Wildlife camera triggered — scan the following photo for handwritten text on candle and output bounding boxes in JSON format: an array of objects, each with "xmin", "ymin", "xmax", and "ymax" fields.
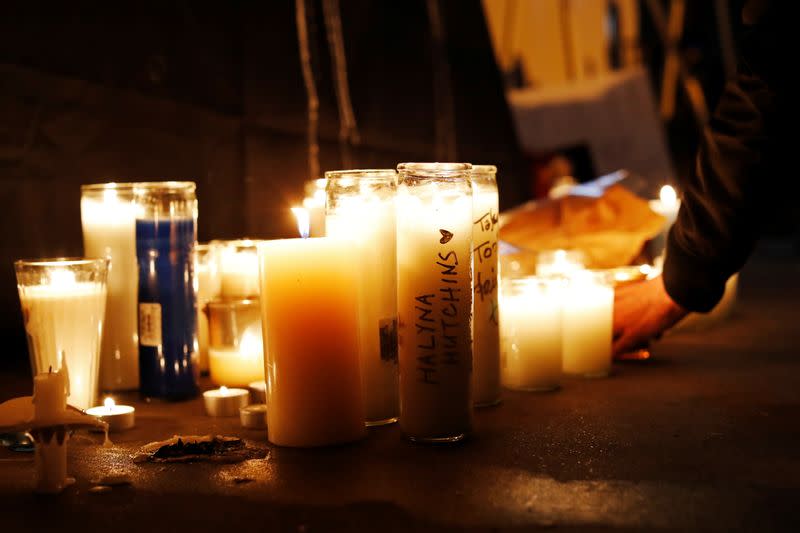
[{"xmin": 473, "ymin": 210, "xmax": 499, "ymax": 325}]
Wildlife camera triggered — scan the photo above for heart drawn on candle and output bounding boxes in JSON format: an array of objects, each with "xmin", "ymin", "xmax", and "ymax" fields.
[{"xmin": 439, "ymin": 229, "xmax": 453, "ymax": 244}]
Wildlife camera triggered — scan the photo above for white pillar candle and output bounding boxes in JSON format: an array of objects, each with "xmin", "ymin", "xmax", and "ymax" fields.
[
  {"xmin": 303, "ymin": 178, "xmax": 328, "ymax": 238},
  {"xmin": 86, "ymin": 397, "xmax": 136, "ymax": 431},
  {"xmin": 471, "ymin": 165, "xmax": 501, "ymax": 407},
  {"xmin": 500, "ymin": 277, "xmax": 563, "ymax": 391},
  {"xmin": 257, "ymin": 210, "xmax": 364, "ymax": 447},
  {"xmin": 32, "ymin": 368, "xmax": 68, "ymax": 424},
  {"xmin": 325, "ymin": 169, "xmax": 399, "ymax": 426},
  {"xmin": 208, "ymin": 324, "xmax": 264, "ymax": 387},
  {"xmin": 18, "ymin": 268, "xmax": 107, "ymax": 410},
  {"xmin": 34, "ymin": 431, "xmax": 71, "ymax": 494},
  {"xmin": 81, "ymin": 184, "xmax": 140, "ymax": 391},
  {"xmin": 562, "ymin": 273, "xmax": 614, "ymax": 377},
  {"xmin": 218, "ymin": 240, "xmax": 260, "ymax": 299},
  {"xmin": 396, "ymin": 163, "xmax": 474, "ymax": 443},
  {"xmin": 203, "ymin": 386, "xmax": 250, "ymax": 417}
]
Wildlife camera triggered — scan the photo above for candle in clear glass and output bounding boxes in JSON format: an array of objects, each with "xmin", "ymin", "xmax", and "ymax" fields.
[
  {"xmin": 396, "ymin": 162, "xmax": 474, "ymax": 443},
  {"xmin": 257, "ymin": 209, "xmax": 364, "ymax": 447},
  {"xmin": 561, "ymin": 272, "xmax": 614, "ymax": 377},
  {"xmin": 303, "ymin": 178, "xmax": 327, "ymax": 237},
  {"xmin": 471, "ymin": 165, "xmax": 501, "ymax": 407},
  {"xmin": 648, "ymin": 185, "xmax": 681, "ymax": 259},
  {"xmin": 196, "ymin": 243, "xmax": 222, "ymax": 373},
  {"xmin": 15, "ymin": 258, "xmax": 109, "ymax": 409},
  {"xmin": 135, "ymin": 182, "xmax": 199, "ymax": 400},
  {"xmin": 81, "ymin": 183, "xmax": 140, "ymax": 392},
  {"xmin": 536, "ymin": 249, "xmax": 586, "ymax": 277},
  {"xmin": 325, "ymin": 169, "xmax": 399, "ymax": 426},
  {"xmin": 206, "ymin": 298, "xmax": 264, "ymax": 387},
  {"xmin": 500, "ymin": 276, "xmax": 563, "ymax": 392},
  {"xmin": 215, "ymin": 239, "xmax": 260, "ymax": 299}
]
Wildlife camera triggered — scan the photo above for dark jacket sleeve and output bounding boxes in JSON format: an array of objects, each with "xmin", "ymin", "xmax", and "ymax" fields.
[{"xmin": 663, "ymin": 0, "xmax": 782, "ymax": 312}]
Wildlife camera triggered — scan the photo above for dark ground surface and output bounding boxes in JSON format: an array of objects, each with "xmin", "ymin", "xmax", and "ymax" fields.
[{"xmin": 1, "ymin": 243, "xmax": 799, "ymax": 532}]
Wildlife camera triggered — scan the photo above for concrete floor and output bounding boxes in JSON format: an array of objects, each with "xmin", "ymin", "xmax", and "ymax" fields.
[{"xmin": 1, "ymin": 246, "xmax": 799, "ymax": 531}]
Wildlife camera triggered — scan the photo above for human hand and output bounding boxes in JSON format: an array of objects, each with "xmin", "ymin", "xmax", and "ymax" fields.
[{"xmin": 613, "ymin": 275, "xmax": 688, "ymax": 356}]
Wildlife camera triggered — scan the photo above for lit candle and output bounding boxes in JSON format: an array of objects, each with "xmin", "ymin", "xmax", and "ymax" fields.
[
  {"xmin": 648, "ymin": 185, "xmax": 681, "ymax": 258},
  {"xmin": 86, "ymin": 397, "xmax": 136, "ymax": 431},
  {"xmin": 17, "ymin": 263, "xmax": 107, "ymax": 410},
  {"xmin": 196, "ymin": 243, "xmax": 221, "ymax": 373},
  {"xmin": 32, "ymin": 367, "xmax": 68, "ymax": 424},
  {"xmin": 536, "ymin": 249, "xmax": 586, "ymax": 277},
  {"xmin": 396, "ymin": 163, "xmax": 474, "ymax": 443},
  {"xmin": 81, "ymin": 183, "xmax": 141, "ymax": 391},
  {"xmin": 208, "ymin": 324, "xmax": 264, "ymax": 387},
  {"xmin": 203, "ymin": 386, "xmax": 249, "ymax": 417},
  {"xmin": 500, "ymin": 277, "xmax": 563, "ymax": 391},
  {"xmin": 561, "ymin": 273, "xmax": 614, "ymax": 377},
  {"xmin": 303, "ymin": 178, "xmax": 327, "ymax": 237},
  {"xmin": 217, "ymin": 240, "xmax": 260, "ymax": 299},
  {"xmin": 471, "ymin": 165, "xmax": 501, "ymax": 407},
  {"xmin": 257, "ymin": 207, "xmax": 364, "ymax": 447},
  {"xmin": 325, "ymin": 170, "xmax": 399, "ymax": 426}
]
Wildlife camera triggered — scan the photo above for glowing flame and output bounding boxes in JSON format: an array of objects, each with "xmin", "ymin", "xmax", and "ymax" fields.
[
  {"xmin": 102, "ymin": 185, "xmax": 119, "ymax": 204},
  {"xmin": 315, "ymin": 178, "xmax": 326, "ymax": 190},
  {"xmin": 219, "ymin": 385, "xmax": 229, "ymax": 395},
  {"xmin": 50, "ymin": 269, "xmax": 77, "ymax": 287},
  {"xmin": 104, "ymin": 397, "xmax": 116, "ymax": 410},
  {"xmin": 239, "ymin": 325, "xmax": 264, "ymax": 359},
  {"xmin": 659, "ymin": 185, "xmax": 677, "ymax": 208},
  {"xmin": 291, "ymin": 207, "xmax": 310, "ymax": 239}
]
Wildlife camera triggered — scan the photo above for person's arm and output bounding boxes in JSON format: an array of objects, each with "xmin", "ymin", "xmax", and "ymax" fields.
[{"xmin": 663, "ymin": 0, "xmax": 780, "ymax": 312}]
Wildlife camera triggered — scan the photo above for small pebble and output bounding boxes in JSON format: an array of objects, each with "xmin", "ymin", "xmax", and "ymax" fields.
[{"xmin": 89, "ymin": 485, "xmax": 112, "ymax": 494}]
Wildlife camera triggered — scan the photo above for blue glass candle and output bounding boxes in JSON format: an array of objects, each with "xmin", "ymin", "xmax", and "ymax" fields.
[{"xmin": 135, "ymin": 182, "xmax": 199, "ymax": 399}]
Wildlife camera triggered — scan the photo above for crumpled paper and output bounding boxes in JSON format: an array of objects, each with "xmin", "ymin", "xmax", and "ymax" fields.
[{"xmin": 499, "ymin": 184, "xmax": 665, "ymax": 269}]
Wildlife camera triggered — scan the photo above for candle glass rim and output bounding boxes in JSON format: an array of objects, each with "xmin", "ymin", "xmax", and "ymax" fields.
[
  {"xmin": 471, "ymin": 164, "xmax": 497, "ymax": 174},
  {"xmin": 324, "ymin": 169, "xmax": 397, "ymax": 180},
  {"xmin": 81, "ymin": 181, "xmax": 197, "ymax": 193},
  {"xmin": 209, "ymin": 238, "xmax": 263, "ymax": 249},
  {"xmin": 206, "ymin": 297, "xmax": 260, "ymax": 311},
  {"xmin": 397, "ymin": 162, "xmax": 472, "ymax": 179},
  {"xmin": 14, "ymin": 257, "xmax": 110, "ymax": 269}
]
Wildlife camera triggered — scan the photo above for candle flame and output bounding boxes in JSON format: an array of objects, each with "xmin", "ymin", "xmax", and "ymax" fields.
[
  {"xmin": 219, "ymin": 385, "xmax": 229, "ymax": 395},
  {"xmin": 50, "ymin": 269, "xmax": 77, "ymax": 287},
  {"xmin": 315, "ymin": 178, "xmax": 326, "ymax": 190},
  {"xmin": 659, "ymin": 185, "xmax": 677, "ymax": 207},
  {"xmin": 239, "ymin": 325, "xmax": 264, "ymax": 359},
  {"xmin": 291, "ymin": 207, "xmax": 310, "ymax": 239},
  {"xmin": 104, "ymin": 397, "xmax": 115, "ymax": 409}
]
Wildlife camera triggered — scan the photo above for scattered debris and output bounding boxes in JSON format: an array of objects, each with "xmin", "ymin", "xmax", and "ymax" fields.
[
  {"xmin": 91, "ymin": 474, "xmax": 132, "ymax": 486},
  {"xmin": 133, "ymin": 435, "xmax": 264, "ymax": 463}
]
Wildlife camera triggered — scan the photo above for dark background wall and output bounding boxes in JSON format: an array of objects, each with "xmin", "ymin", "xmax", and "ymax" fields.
[{"xmin": 0, "ymin": 1, "xmax": 527, "ymax": 369}]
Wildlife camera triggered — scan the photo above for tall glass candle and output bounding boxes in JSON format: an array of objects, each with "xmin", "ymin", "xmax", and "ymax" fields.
[
  {"xmin": 215, "ymin": 239, "xmax": 260, "ymax": 299},
  {"xmin": 471, "ymin": 165, "xmax": 501, "ymax": 407},
  {"xmin": 81, "ymin": 183, "xmax": 140, "ymax": 391},
  {"xmin": 206, "ymin": 298, "xmax": 264, "ymax": 387},
  {"xmin": 562, "ymin": 272, "xmax": 614, "ymax": 377},
  {"xmin": 396, "ymin": 162, "xmax": 474, "ymax": 443},
  {"xmin": 257, "ymin": 210, "xmax": 365, "ymax": 447},
  {"xmin": 15, "ymin": 258, "xmax": 109, "ymax": 409},
  {"xmin": 196, "ymin": 243, "xmax": 221, "ymax": 373},
  {"xmin": 500, "ymin": 276, "xmax": 563, "ymax": 392},
  {"xmin": 325, "ymin": 169, "xmax": 399, "ymax": 426},
  {"xmin": 135, "ymin": 182, "xmax": 199, "ymax": 399}
]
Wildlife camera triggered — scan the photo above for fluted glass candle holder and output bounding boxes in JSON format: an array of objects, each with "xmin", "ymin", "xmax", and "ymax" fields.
[{"xmin": 206, "ymin": 298, "xmax": 264, "ymax": 387}]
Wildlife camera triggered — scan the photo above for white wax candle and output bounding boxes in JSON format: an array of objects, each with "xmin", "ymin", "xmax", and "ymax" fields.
[
  {"xmin": 21, "ymin": 279, "xmax": 107, "ymax": 409},
  {"xmin": 219, "ymin": 246, "xmax": 260, "ymax": 299},
  {"xmin": 326, "ymin": 187, "xmax": 399, "ymax": 426},
  {"xmin": 81, "ymin": 187, "xmax": 140, "ymax": 391},
  {"xmin": 34, "ymin": 432, "xmax": 71, "ymax": 494},
  {"xmin": 562, "ymin": 274, "xmax": 614, "ymax": 377},
  {"xmin": 86, "ymin": 397, "xmax": 136, "ymax": 431},
  {"xmin": 203, "ymin": 386, "xmax": 249, "ymax": 417},
  {"xmin": 208, "ymin": 325, "xmax": 265, "ymax": 387},
  {"xmin": 258, "ymin": 232, "xmax": 365, "ymax": 447},
  {"xmin": 500, "ymin": 279, "xmax": 563, "ymax": 391},
  {"xmin": 471, "ymin": 177, "xmax": 501, "ymax": 406},
  {"xmin": 396, "ymin": 171, "xmax": 474, "ymax": 443},
  {"xmin": 33, "ymin": 369, "xmax": 67, "ymax": 423},
  {"xmin": 303, "ymin": 187, "xmax": 327, "ymax": 238},
  {"xmin": 648, "ymin": 185, "xmax": 681, "ymax": 258}
]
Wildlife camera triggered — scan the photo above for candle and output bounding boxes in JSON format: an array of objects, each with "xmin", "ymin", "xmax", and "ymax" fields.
[
  {"xmin": 396, "ymin": 162, "xmax": 474, "ymax": 443},
  {"xmin": 303, "ymin": 178, "xmax": 327, "ymax": 237},
  {"xmin": 257, "ymin": 208, "xmax": 364, "ymax": 447},
  {"xmin": 471, "ymin": 165, "xmax": 501, "ymax": 407},
  {"xmin": 135, "ymin": 182, "xmax": 199, "ymax": 400},
  {"xmin": 31, "ymin": 368, "xmax": 71, "ymax": 494},
  {"xmin": 208, "ymin": 323, "xmax": 264, "ymax": 387},
  {"xmin": 217, "ymin": 240, "xmax": 260, "ymax": 299},
  {"xmin": 325, "ymin": 169, "xmax": 399, "ymax": 426},
  {"xmin": 648, "ymin": 185, "xmax": 681, "ymax": 258},
  {"xmin": 203, "ymin": 386, "xmax": 249, "ymax": 417},
  {"xmin": 86, "ymin": 397, "xmax": 135, "ymax": 431},
  {"xmin": 196, "ymin": 243, "xmax": 221, "ymax": 373},
  {"xmin": 81, "ymin": 184, "xmax": 141, "ymax": 391},
  {"xmin": 240, "ymin": 403, "xmax": 267, "ymax": 429},
  {"xmin": 249, "ymin": 380, "xmax": 266, "ymax": 403},
  {"xmin": 536, "ymin": 249, "xmax": 586, "ymax": 277},
  {"xmin": 562, "ymin": 273, "xmax": 614, "ymax": 377},
  {"xmin": 16, "ymin": 260, "xmax": 108, "ymax": 410},
  {"xmin": 32, "ymin": 368, "xmax": 68, "ymax": 424},
  {"xmin": 500, "ymin": 277, "xmax": 563, "ymax": 391}
]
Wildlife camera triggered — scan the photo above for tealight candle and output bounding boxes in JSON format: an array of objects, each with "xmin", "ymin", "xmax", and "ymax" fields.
[
  {"xmin": 240, "ymin": 403, "xmax": 268, "ymax": 429},
  {"xmin": 203, "ymin": 386, "xmax": 249, "ymax": 417},
  {"xmin": 86, "ymin": 397, "xmax": 136, "ymax": 431},
  {"xmin": 249, "ymin": 380, "xmax": 266, "ymax": 403}
]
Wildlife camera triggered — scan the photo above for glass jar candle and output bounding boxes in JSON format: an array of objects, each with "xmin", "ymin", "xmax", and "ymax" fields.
[
  {"xmin": 196, "ymin": 243, "xmax": 222, "ymax": 373},
  {"xmin": 325, "ymin": 169, "xmax": 399, "ymax": 426},
  {"xmin": 396, "ymin": 162, "xmax": 474, "ymax": 443},
  {"xmin": 561, "ymin": 271, "xmax": 614, "ymax": 378},
  {"xmin": 135, "ymin": 182, "xmax": 199, "ymax": 399},
  {"xmin": 205, "ymin": 298, "xmax": 264, "ymax": 387},
  {"xmin": 80, "ymin": 183, "xmax": 140, "ymax": 392},
  {"xmin": 214, "ymin": 239, "xmax": 260, "ymax": 300},
  {"xmin": 15, "ymin": 258, "xmax": 109, "ymax": 409},
  {"xmin": 471, "ymin": 165, "xmax": 501, "ymax": 407}
]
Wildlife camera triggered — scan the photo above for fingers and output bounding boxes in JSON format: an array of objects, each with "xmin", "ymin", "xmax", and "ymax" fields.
[{"xmin": 613, "ymin": 329, "xmax": 644, "ymax": 357}]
